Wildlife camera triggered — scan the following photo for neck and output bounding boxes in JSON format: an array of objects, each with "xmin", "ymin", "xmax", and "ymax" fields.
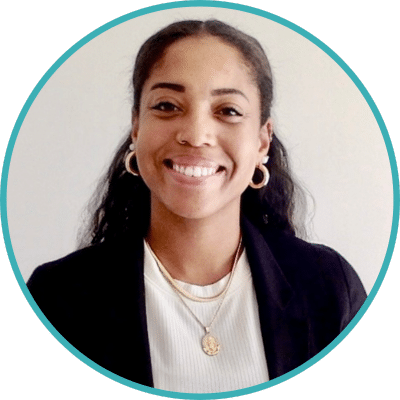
[{"xmin": 146, "ymin": 201, "xmax": 242, "ymax": 286}]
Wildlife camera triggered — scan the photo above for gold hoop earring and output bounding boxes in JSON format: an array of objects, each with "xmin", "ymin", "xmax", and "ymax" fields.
[
  {"xmin": 125, "ymin": 149, "xmax": 140, "ymax": 176},
  {"xmin": 249, "ymin": 164, "xmax": 269, "ymax": 189}
]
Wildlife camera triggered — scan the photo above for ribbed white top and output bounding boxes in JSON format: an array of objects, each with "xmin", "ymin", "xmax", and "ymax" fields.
[{"xmin": 144, "ymin": 242, "xmax": 269, "ymax": 393}]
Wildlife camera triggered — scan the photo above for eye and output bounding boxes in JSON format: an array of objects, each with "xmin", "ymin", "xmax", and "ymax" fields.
[
  {"xmin": 152, "ymin": 101, "xmax": 180, "ymax": 112},
  {"xmin": 219, "ymin": 107, "xmax": 243, "ymax": 117},
  {"xmin": 215, "ymin": 106, "xmax": 244, "ymax": 121}
]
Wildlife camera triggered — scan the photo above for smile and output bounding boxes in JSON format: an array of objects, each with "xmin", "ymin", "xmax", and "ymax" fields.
[
  {"xmin": 173, "ymin": 163, "xmax": 218, "ymax": 177},
  {"xmin": 164, "ymin": 159, "xmax": 225, "ymax": 178}
]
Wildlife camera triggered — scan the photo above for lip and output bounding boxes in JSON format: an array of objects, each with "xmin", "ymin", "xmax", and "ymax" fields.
[{"xmin": 166, "ymin": 155, "xmax": 222, "ymax": 169}]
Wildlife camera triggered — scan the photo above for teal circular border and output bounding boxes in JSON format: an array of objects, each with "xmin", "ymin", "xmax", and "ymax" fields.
[{"xmin": 1, "ymin": 1, "xmax": 399, "ymax": 399}]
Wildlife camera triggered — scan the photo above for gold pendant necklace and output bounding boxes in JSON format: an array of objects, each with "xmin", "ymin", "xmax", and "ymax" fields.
[
  {"xmin": 146, "ymin": 237, "xmax": 242, "ymax": 356},
  {"xmin": 202, "ymin": 328, "xmax": 220, "ymax": 356}
]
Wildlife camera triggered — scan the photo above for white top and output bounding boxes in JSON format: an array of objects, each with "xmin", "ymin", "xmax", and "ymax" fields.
[{"xmin": 144, "ymin": 242, "xmax": 269, "ymax": 393}]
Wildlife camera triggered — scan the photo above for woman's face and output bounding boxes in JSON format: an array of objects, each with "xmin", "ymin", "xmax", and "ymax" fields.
[{"xmin": 133, "ymin": 35, "xmax": 272, "ymax": 221}]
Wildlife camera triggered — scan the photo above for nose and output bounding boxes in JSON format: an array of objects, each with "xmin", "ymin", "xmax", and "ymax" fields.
[{"xmin": 176, "ymin": 110, "xmax": 217, "ymax": 147}]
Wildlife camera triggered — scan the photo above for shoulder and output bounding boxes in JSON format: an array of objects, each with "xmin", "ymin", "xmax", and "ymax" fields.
[
  {"xmin": 28, "ymin": 235, "xmax": 144, "ymax": 289},
  {"xmin": 262, "ymin": 227, "xmax": 367, "ymax": 320},
  {"xmin": 27, "ymin": 244, "xmax": 110, "ymax": 291},
  {"xmin": 243, "ymin": 217, "xmax": 355, "ymax": 278},
  {"xmin": 266, "ymin": 228, "xmax": 360, "ymax": 284},
  {"xmin": 27, "ymin": 236, "xmax": 145, "ymax": 304},
  {"xmin": 267, "ymin": 229, "xmax": 348, "ymax": 271}
]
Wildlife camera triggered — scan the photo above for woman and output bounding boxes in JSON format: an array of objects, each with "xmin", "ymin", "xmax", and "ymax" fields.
[{"xmin": 27, "ymin": 20, "xmax": 367, "ymax": 393}]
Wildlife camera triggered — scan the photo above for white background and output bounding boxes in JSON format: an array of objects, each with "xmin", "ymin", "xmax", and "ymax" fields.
[{"xmin": 4, "ymin": 1, "xmax": 393, "ymax": 295}]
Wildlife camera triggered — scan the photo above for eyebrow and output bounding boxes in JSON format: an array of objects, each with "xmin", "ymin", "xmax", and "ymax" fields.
[
  {"xmin": 150, "ymin": 82, "xmax": 185, "ymax": 92},
  {"xmin": 150, "ymin": 83, "xmax": 249, "ymax": 102},
  {"xmin": 211, "ymin": 88, "xmax": 249, "ymax": 102}
]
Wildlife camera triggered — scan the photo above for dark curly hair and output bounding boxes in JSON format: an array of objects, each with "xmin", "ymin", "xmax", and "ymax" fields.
[{"xmin": 79, "ymin": 20, "xmax": 308, "ymax": 247}]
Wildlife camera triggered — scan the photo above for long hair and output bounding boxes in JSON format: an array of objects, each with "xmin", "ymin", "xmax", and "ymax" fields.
[{"xmin": 79, "ymin": 20, "xmax": 309, "ymax": 247}]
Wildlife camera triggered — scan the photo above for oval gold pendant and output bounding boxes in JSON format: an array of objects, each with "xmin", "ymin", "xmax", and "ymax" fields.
[{"xmin": 202, "ymin": 333, "xmax": 220, "ymax": 356}]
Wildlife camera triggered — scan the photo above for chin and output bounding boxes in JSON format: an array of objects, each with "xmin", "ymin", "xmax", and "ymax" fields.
[
  {"xmin": 166, "ymin": 203, "xmax": 218, "ymax": 221},
  {"xmin": 163, "ymin": 194, "xmax": 242, "ymax": 222}
]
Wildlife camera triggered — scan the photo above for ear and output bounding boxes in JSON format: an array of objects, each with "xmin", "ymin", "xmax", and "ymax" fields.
[
  {"xmin": 257, "ymin": 117, "xmax": 273, "ymax": 163},
  {"xmin": 131, "ymin": 116, "xmax": 139, "ymax": 144}
]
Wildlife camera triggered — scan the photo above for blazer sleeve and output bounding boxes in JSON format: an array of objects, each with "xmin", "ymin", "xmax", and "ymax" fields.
[
  {"xmin": 28, "ymin": 264, "xmax": 60, "ymax": 317},
  {"xmin": 337, "ymin": 250, "xmax": 367, "ymax": 326},
  {"xmin": 27, "ymin": 262, "xmax": 82, "ymax": 343},
  {"xmin": 314, "ymin": 244, "xmax": 367, "ymax": 329}
]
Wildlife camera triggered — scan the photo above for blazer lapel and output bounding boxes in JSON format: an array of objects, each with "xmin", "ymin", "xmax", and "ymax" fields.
[
  {"xmin": 242, "ymin": 218, "xmax": 310, "ymax": 379},
  {"xmin": 106, "ymin": 235, "xmax": 153, "ymax": 387}
]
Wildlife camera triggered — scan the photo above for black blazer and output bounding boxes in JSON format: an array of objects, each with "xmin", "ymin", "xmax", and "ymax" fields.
[{"xmin": 27, "ymin": 217, "xmax": 366, "ymax": 388}]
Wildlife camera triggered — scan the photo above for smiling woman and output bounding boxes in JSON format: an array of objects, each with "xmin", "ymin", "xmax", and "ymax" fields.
[{"xmin": 26, "ymin": 20, "xmax": 367, "ymax": 394}]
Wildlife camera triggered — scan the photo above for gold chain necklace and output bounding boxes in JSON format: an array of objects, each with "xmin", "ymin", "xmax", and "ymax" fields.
[{"xmin": 145, "ymin": 237, "xmax": 242, "ymax": 356}]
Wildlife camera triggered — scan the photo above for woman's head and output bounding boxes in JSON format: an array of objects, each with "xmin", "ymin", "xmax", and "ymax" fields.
[
  {"xmin": 80, "ymin": 20, "xmax": 306, "ymax": 246},
  {"xmin": 131, "ymin": 33, "xmax": 272, "ymax": 221}
]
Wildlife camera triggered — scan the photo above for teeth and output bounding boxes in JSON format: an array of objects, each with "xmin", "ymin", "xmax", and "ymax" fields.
[
  {"xmin": 184, "ymin": 166, "xmax": 193, "ymax": 176},
  {"xmin": 193, "ymin": 167, "xmax": 202, "ymax": 177},
  {"xmin": 171, "ymin": 162, "xmax": 219, "ymax": 177}
]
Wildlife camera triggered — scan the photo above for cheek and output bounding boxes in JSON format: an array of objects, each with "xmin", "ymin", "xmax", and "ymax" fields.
[
  {"xmin": 134, "ymin": 128, "xmax": 155, "ymax": 171},
  {"xmin": 227, "ymin": 134, "xmax": 260, "ymax": 170},
  {"xmin": 134, "ymin": 125, "xmax": 171, "ymax": 173},
  {"xmin": 136, "ymin": 116, "xmax": 175, "ymax": 145}
]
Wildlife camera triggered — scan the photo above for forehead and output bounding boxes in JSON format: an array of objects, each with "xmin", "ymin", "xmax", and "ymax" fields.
[{"xmin": 146, "ymin": 35, "xmax": 256, "ymax": 89}]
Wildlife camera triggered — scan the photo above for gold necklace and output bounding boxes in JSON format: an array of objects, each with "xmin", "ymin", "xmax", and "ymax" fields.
[{"xmin": 145, "ymin": 237, "xmax": 242, "ymax": 356}]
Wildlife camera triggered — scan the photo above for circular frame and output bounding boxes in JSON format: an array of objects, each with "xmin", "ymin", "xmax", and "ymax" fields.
[{"xmin": 1, "ymin": 1, "xmax": 399, "ymax": 399}]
